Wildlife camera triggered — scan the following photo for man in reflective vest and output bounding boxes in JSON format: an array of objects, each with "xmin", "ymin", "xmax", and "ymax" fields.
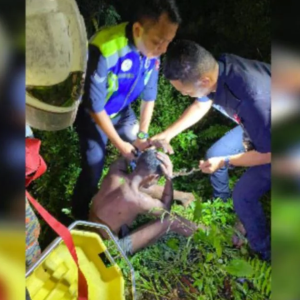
[
  {"xmin": 153, "ymin": 40, "xmax": 271, "ymax": 261},
  {"xmin": 72, "ymin": 0, "xmax": 181, "ymax": 220}
]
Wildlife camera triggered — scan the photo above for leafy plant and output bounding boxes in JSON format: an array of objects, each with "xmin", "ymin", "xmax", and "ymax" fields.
[{"xmin": 225, "ymin": 259, "xmax": 254, "ymax": 277}]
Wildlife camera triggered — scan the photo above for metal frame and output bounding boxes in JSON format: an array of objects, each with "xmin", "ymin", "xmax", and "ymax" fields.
[{"xmin": 26, "ymin": 221, "xmax": 136, "ymax": 300}]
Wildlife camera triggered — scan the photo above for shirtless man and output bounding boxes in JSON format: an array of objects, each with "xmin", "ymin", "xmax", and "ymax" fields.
[{"xmin": 89, "ymin": 149, "xmax": 199, "ymax": 255}]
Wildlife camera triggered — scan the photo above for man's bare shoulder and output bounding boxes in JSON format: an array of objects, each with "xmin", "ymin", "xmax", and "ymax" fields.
[
  {"xmin": 99, "ymin": 169, "xmax": 129, "ymax": 194},
  {"xmin": 98, "ymin": 158, "xmax": 129, "ymax": 186},
  {"xmin": 108, "ymin": 157, "xmax": 128, "ymax": 175}
]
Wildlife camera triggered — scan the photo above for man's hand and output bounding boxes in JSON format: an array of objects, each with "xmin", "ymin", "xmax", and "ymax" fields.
[
  {"xmin": 151, "ymin": 132, "xmax": 171, "ymax": 144},
  {"xmin": 151, "ymin": 139, "xmax": 174, "ymax": 154},
  {"xmin": 133, "ymin": 138, "xmax": 174, "ymax": 154},
  {"xmin": 133, "ymin": 139, "xmax": 150, "ymax": 151},
  {"xmin": 157, "ymin": 152, "xmax": 173, "ymax": 179},
  {"xmin": 151, "ymin": 101, "xmax": 212, "ymax": 145},
  {"xmin": 117, "ymin": 141, "xmax": 137, "ymax": 161},
  {"xmin": 199, "ymin": 157, "xmax": 225, "ymax": 174}
]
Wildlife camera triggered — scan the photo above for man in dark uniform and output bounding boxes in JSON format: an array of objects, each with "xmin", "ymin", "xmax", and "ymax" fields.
[
  {"xmin": 72, "ymin": 0, "xmax": 181, "ymax": 220},
  {"xmin": 152, "ymin": 40, "xmax": 271, "ymax": 261}
]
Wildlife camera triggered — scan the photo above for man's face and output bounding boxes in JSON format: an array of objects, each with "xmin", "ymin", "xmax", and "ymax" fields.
[
  {"xmin": 170, "ymin": 79, "xmax": 213, "ymax": 99},
  {"xmin": 133, "ymin": 13, "xmax": 178, "ymax": 58}
]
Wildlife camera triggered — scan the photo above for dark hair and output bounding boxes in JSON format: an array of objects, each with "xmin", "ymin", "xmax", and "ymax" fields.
[
  {"xmin": 164, "ymin": 40, "xmax": 217, "ymax": 83},
  {"xmin": 133, "ymin": 0, "xmax": 181, "ymax": 25},
  {"xmin": 135, "ymin": 149, "xmax": 163, "ymax": 176}
]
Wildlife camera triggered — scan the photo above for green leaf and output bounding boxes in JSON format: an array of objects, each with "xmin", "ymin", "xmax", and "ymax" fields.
[
  {"xmin": 240, "ymin": 246, "xmax": 248, "ymax": 255},
  {"xmin": 206, "ymin": 252, "xmax": 215, "ymax": 262},
  {"xmin": 214, "ymin": 238, "xmax": 223, "ymax": 257},
  {"xmin": 225, "ymin": 259, "xmax": 254, "ymax": 277},
  {"xmin": 193, "ymin": 199, "xmax": 202, "ymax": 222},
  {"xmin": 221, "ymin": 216, "xmax": 227, "ymax": 224},
  {"xmin": 166, "ymin": 238, "xmax": 179, "ymax": 251},
  {"xmin": 194, "ymin": 278, "xmax": 204, "ymax": 292},
  {"xmin": 61, "ymin": 208, "xmax": 71, "ymax": 215}
]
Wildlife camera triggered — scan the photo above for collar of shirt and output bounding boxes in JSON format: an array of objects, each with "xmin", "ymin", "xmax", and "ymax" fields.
[{"xmin": 209, "ymin": 56, "xmax": 226, "ymax": 100}]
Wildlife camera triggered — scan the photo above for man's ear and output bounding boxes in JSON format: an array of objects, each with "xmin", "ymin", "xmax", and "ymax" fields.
[
  {"xmin": 133, "ymin": 22, "xmax": 143, "ymax": 39},
  {"xmin": 200, "ymin": 76, "xmax": 211, "ymax": 87}
]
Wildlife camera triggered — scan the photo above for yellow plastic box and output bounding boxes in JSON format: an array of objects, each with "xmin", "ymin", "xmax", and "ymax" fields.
[{"xmin": 26, "ymin": 221, "xmax": 136, "ymax": 300}]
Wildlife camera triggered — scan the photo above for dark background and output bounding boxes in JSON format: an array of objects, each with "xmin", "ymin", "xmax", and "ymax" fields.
[{"xmin": 76, "ymin": 0, "xmax": 270, "ymax": 61}]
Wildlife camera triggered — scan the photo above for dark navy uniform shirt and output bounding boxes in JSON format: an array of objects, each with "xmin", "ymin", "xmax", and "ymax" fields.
[{"xmin": 198, "ymin": 54, "xmax": 271, "ymax": 153}]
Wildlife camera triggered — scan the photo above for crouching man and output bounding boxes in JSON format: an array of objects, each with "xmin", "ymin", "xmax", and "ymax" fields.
[{"xmin": 89, "ymin": 149, "xmax": 199, "ymax": 255}]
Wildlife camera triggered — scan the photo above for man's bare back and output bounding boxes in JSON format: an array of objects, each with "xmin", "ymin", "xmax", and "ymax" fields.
[{"xmin": 89, "ymin": 150, "xmax": 199, "ymax": 255}]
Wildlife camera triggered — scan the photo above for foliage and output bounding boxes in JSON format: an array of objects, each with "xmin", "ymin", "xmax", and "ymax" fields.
[
  {"xmin": 75, "ymin": 0, "xmax": 121, "ymax": 37},
  {"xmin": 31, "ymin": 0, "xmax": 271, "ymax": 299},
  {"xmin": 109, "ymin": 199, "xmax": 271, "ymax": 300},
  {"xmin": 225, "ymin": 259, "xmax": 254, "ymax": 277}
]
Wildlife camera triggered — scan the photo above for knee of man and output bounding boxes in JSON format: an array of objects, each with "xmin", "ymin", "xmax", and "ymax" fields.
[
  {"xmin": 130, "ymin": 121, "xmax": 139, "ymax": 139},
  {"xmin": 122, "ymin": 121, "xmax": 139, "ymax": 143},
  {"xmin": 205, "ymin": 140, "xmax": 224, "ymax": 159},
  {"xmin": 86, "ymin": 149, "xmax": 105, "ymax": 167},
  {"xmin": 205, "ymin": 147, "xmax": 214, "ymax": 160}
]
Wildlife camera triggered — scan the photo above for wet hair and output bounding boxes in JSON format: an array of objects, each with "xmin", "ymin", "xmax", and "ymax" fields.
[
  {"xmin": 135, "ymin": 149, "xmax": 163, "ymax": 176},
  {"xmin": 133, "ymin": 0, "xmax": 181, "ymax": 26},
  {"xmin": 164, "ymin": 39, "xmax": 217, "ymax": 83}
]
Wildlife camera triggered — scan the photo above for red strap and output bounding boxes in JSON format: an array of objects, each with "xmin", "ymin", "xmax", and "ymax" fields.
[
  {"xmin": 0, "ymin": 279, "xmax": 8, "ymax": 300},
  {"xmin": 25, "ymin": 138, "xmax": 47, "ymax": 187},
  {"xmin": 26, "ymin": 156, "xmax": 47, "ymax": 187},
  {"xmin": 26, "ymin": 191, "xmax": 88, "ymax": 300}
]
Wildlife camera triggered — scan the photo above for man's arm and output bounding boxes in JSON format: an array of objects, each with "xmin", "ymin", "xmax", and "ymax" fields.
[
  {"xmin": 140, "ymin": 184, "xmax": 194, "ymax": 207},
  {"xmin": 199, "ymin": 150, "xmax": 271, "ymax": 174},
  {"xmin": 138, "ymin": 152, "xmax": 174, "ymax": 216},
  {"xmin": 90, "ymin": 111, "xmax": 136, "ymax": 160},
  {"xmin": 155, "ymin": 152, "xmax": 174, "ymax": 211},
  {"xmin": 159, "ymin": 178, "xmax": 173, "ymax": 211},
  {"xmin": 227, "ymin": 151, "xmax": 271, "ymax": 167},
  {"xmin": 138, "ymin": 194, "xmax": 168, "ymax": 217},
  {"xmin": 139, "ymin": 100, "xmax": 155, "ymax": 133},
  {"xmin": 134, "ymin": 61, "xmax": 159, "ymax": 150},
  {"xmin": 199, "ymin": 97, "xmax": 271, "ymax": 173},
  {"xmin": 133, "ymin": 101, "xmax": 155, "ymax": 150},
  {"xmin": 151, "ymin": 99, "xmax": 213, "ymax": 142},
  {"xmin": 138, "ymin": 181, "xmax": 173, "ymax": 217},
  {"xmin": 85, "ymin": 45, "xmax": 136, "ymax": 160}
]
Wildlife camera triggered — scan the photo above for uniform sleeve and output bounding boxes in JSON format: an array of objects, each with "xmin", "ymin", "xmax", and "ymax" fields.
[
  {"xmin": 142, "ymin": 60, "xmax": 159, "ymax": 101},
  {"xmin": 84, "ymin": 45, "xmax": 108, "ymax": 113},
  {"xmin": 197, "ymin": 96, "xmax": 211, "ymax": 102}
]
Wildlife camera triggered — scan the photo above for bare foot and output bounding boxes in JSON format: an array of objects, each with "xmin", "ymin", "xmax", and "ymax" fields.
[
  {"xmin": 175, "ymin": 192, "xmax": 196, "ymax": 207},
  {"xmin": 235, "ymin": 220, "xmax": 246, "ymax": 236},
  {"xmin": 232, "ymin": 235, "xmax": 244, "ymax": 248},
  {"xmin": 232, "ymin": 220, "xmax": 246, "ymax": 248}
]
